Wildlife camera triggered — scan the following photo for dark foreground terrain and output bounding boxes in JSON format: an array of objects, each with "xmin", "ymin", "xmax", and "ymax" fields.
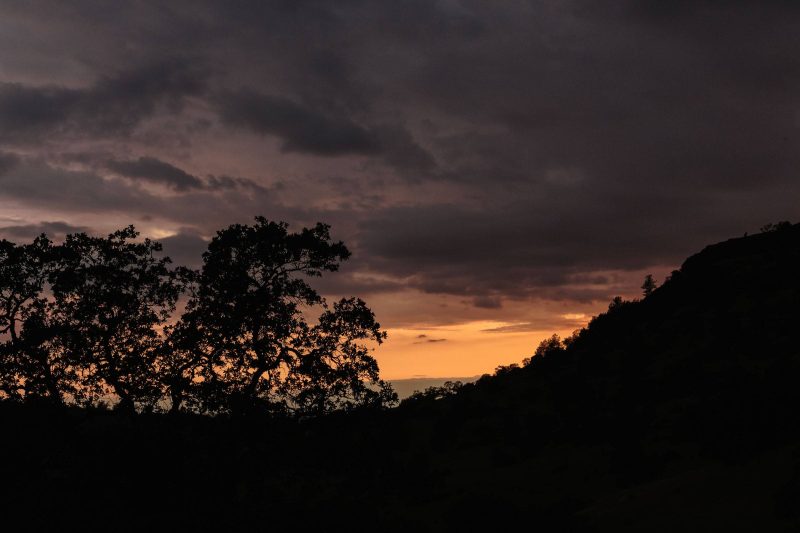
[{"xmin": 3, "ymin": 225, "xmax": 800, "ymax": 531}]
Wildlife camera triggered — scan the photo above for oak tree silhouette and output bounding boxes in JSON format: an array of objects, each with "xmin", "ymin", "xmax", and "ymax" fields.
[
  {"xmin": 165, "ymin": 218, "xmax": 396, "ymax": 416},
  {"xmin": 51, "ymin": 227, "xmax": 187, "ymax": 413},
  {"xmin": 0, "ymin": 235, "xmax": 70, "ymax": 404},
  {"xmin": 0, "ymin": 218, "xmax": 395, "ymax": 416}
]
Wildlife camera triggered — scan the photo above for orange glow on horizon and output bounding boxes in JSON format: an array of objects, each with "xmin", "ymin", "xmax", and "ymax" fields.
[{"xmin": 375, "ymin": 320, "xmax": 586, "ymax": 380}]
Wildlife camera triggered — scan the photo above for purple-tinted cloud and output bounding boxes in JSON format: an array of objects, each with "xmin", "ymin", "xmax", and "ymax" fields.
[{"xmin": 0, "ymin": 0, "xmax": 796, "ymax": 320}]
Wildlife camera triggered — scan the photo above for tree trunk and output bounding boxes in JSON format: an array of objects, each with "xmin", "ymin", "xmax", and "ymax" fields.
[
  {"xmin": 39, "ymin": 354, "xmax": 64, "ymax": 407},
  {"xmin": 233, "ymin": 368, "xmax": 265, "ymax": 416},
  {"xmin": 169, "ymin": 386, "xmax": 183, "ymax": 415},
  {"xmin": 116, "ymin": 394, "xmax": 136, "ymax": 415},
  {"xmin": 109, "ymin": 374, "xmax": 136, "ymax": 415}
]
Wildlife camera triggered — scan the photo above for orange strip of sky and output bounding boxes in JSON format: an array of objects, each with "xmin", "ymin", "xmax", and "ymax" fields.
[{"xmin": 375, "ymin": 320, "xmax": 585, "ymax": 380}]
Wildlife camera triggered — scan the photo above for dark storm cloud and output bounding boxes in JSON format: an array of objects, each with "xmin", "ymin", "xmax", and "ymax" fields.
[
  {"xmin": 205, "ymin": 175, "xmax": 266, "ymax": 192},
  {"xmin": 0, "ymin": 60, "xmax": 205, "ymax": 142},
  {"xmin": 371, "ymin": 125, "xmax": 437, "ymax": 175},
  {"xmin": 216, "ymin": 90, "xmax": 380, "ymax": 156},
  {"xmin": 0, "ymin": 83, "xmax": 77, "ymax": 137},
  {"xmin": 103, "ymin": 156, "xmax": 266, "ymax": 193},
  {"xmin": 0, "ymin": 1, "xmax": 799, "ymax": 313},
  {"xmin": 625, "ymin": 0, "xmax": 800, "ymax": 20},
  {"xmin": 0, "ymin": 159, "xmax": 155, "ymax": 212},
  {"xmin": 215, "ymin": 90, "xmax": 435, "ymax": 174},
  {"xmin": 0, "ymin": 157, "xmax": 298, "ymax": 234},
  {"xmin": 353, "ymin": 189, "xmax": 789, "ymax": 303},
  {"xmin": 0, "ymin": 221, "xmax": 89, "ymax": 241},
  {"xmin": 106, "ymin": 157, "xmax": 204, "ymax": 191}
]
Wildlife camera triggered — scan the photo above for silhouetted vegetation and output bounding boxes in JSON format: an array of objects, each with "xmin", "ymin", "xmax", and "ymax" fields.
[
  {"xmin": 641, "ymin": 273, "xmax": 657, "ymax": 296},
  {"xmin": 0, "ymin": 218, "xmax": 396, "ymax": 416},
  {"xmin": 403, "ymin": 380, "xmax": 464, "ymax": 406},
  {"xmin": 3, "ymin": 222, "xmax": 800, "ymax": 531},
  {"xmin": 760, "ymin": 220, "xmax": 792, "ymax": 233}
]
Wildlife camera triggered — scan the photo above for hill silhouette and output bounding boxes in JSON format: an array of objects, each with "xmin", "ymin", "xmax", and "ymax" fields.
[
  {"xmin": 389, "ymin": 375, "xmax": 480, "ymax": 399},
  {"xmin": 2, "ymin": 224, "xmax": 800, "ymax": 531}
]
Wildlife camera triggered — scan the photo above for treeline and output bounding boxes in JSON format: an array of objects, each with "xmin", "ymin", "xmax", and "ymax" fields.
[{"xmin": 0, "ymin": 217, "xmax": 396, "ymax": 416}]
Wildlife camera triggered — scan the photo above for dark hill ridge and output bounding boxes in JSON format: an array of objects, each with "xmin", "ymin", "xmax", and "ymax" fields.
[
  {"xmin": 2, "ymin": 225, "xmax": 800, "ymax": 531},
  {"xmin": 394, "ymin": 223, "xmax": 800, "ymax": 530}
]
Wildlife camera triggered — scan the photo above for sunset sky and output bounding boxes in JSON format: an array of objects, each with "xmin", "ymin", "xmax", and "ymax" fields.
[{"xmin": 0, "ymin": 1, "xmax": 798, "ymax": 379}]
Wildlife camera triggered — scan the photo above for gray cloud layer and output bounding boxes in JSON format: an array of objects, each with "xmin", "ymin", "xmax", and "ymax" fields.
[
  {"xmin": 0, "ymin": 220, "xmax": 89, "ymax": 240},
  {"xmin": 106, "ymin": 157, "xmax": 205, "ymax": 191},
  {"xmin": 217, "ymin": 90, "xmax": 380, "ymax": 156},
  {"xmin": 0, "ymin": 60, "xmax": 205, "ymax": 142},
  {"xmin": 0, "ymin": 1, "xmax": 798, "ymax": 319}
]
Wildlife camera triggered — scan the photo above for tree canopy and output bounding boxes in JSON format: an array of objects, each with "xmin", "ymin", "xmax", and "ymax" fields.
[{"xmin": 0, "ymin": 218, "xmax": 396, "ymax": 416}]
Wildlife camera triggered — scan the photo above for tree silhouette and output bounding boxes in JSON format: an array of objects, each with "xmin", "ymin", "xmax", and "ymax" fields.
[
  {"xmin": 760, "ymin": 221, "xmax": 792, "ymax": 233},
  {"xmin": 403, "ymin": 380, "xmax": 464, "ymax": 405},
  {"xmin": 166, "ymin": 218, "xmax": 396, "ymax": 415},
  {"xmin": 641, "ymin": 274, "xmax": 657, "ymax": 297},
  {"xmin": 1, "ymin": 219, "xmax": 395, "ymax": 416},
  {"xmin": 51, "ymin": 227, "xmax": 187, "ymax": 413},
  {"xmin": 0, "ymin": 236, "xmax": 73, "ymax": 403},
  {"xmin": 523, "ymin": 334, "xmax": 565, "ymax": 366}
]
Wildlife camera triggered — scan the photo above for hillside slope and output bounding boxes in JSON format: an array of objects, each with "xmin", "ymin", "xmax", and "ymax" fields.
[
  {"xmin": 393, "ymin": 223, "xmax": 800, "ymax": 530},
  {"xmin": 2, "ymin": 225, "xmax": 800, "ymax": 531}
]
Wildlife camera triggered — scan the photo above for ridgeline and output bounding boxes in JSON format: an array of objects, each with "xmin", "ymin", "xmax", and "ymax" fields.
[{"xmin": 3, "ymin": 224, "xmax": 800, "ymax": 531}]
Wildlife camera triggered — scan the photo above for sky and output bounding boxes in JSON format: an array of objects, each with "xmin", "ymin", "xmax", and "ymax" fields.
[{"xmin": 0, "ymin": 1, "xmax": 798, "ymax": 379}]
